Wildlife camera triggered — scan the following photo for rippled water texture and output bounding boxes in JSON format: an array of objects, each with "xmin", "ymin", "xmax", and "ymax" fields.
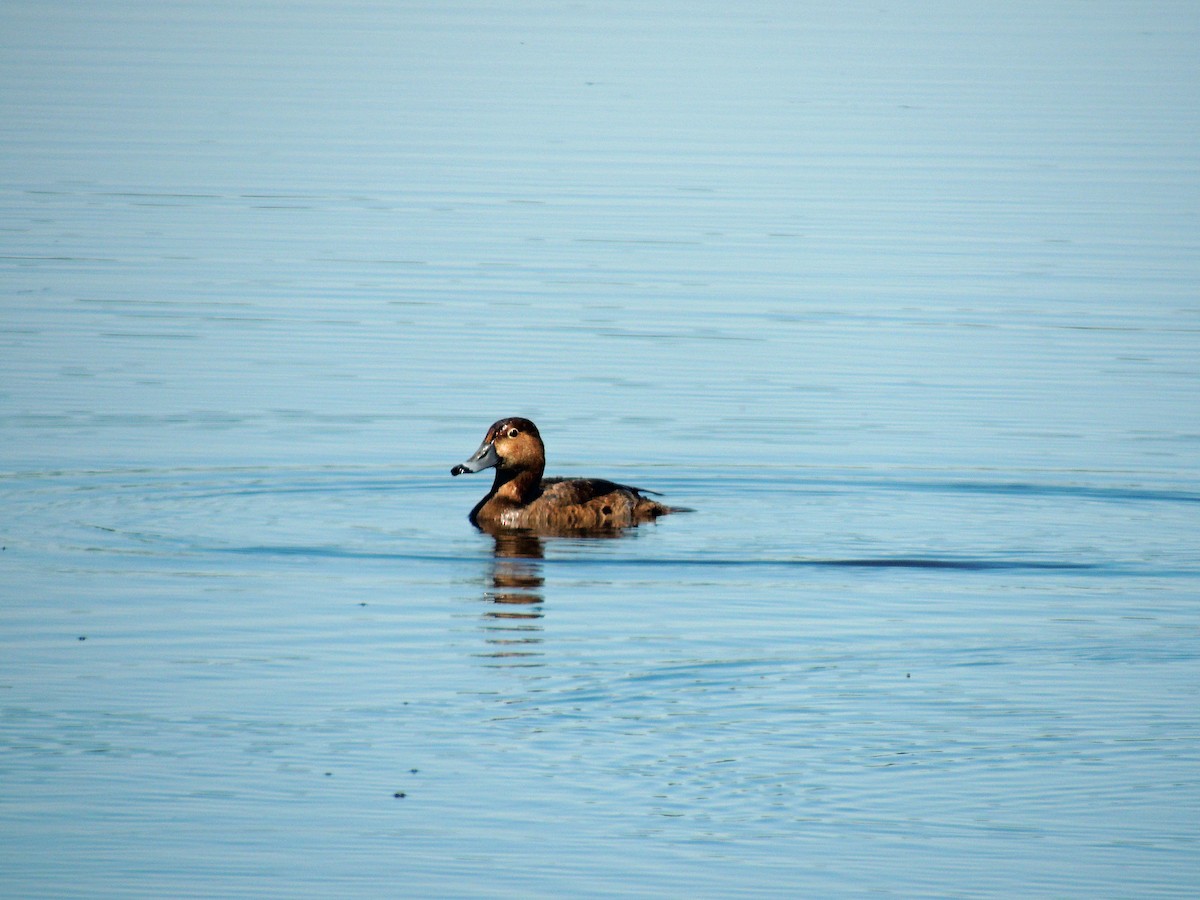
[{"xmin": 2, "ymin": 2, "xmax": 1199, "ymax": 897}]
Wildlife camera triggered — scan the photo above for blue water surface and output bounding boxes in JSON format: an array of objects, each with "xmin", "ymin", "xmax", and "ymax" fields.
[{"xmin": 2, "ymin": 2, "xmax": 1199, "ymax": 897}]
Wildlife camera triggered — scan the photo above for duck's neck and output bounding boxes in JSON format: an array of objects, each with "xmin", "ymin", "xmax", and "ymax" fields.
[{"xmin": 490, "ymin": 464, "xmax": 544, "ymax": 505}]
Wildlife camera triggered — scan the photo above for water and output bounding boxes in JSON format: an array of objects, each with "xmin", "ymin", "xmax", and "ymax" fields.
[{"xmin": 3, "ymin": 2, "xmax": 1199, "ymax": 897}]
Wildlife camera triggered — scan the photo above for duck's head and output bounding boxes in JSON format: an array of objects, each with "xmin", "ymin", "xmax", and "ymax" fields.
[{"xmin": 451, "ymin": 417, "xmax": 544, "ymax": 478}]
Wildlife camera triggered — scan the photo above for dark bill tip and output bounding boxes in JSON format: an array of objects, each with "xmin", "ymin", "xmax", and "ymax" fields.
[{"xmin": 451, "ymin": 465, "xmax": 470, "ymax": 476}]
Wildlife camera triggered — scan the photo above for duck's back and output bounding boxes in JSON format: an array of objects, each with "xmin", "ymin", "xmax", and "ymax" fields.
[{"xmin": 510, "ymin": 477, "xmax": 672, "ymax": 530}]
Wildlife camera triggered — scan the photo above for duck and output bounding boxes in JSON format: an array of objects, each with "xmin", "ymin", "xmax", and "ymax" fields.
[{"xmin": 451, "ymin": 417, "xmax": 687, "ymax": 532}]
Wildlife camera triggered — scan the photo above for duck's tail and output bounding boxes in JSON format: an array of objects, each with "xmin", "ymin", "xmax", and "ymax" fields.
[{"xmin": 634, "ymin": 495, "xmax": 694, "ymax": 520}]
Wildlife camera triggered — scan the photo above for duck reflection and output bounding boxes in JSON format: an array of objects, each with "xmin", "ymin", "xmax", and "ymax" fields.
[
  {"xmin": 475, "ymin": 523, "xmax": 638, "ymax": 664},
  {"xmin": 486, "ymin": 530, "xmax": 546, "ymax": 606},
  {"xmin": 477, "ymin": 529, "xmax": 546, "ymax": 664}
]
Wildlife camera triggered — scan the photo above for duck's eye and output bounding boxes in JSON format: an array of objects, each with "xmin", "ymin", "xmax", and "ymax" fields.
[{"xmin": 507, "ymin": 427, "xmax": 520, "ymax": 439}]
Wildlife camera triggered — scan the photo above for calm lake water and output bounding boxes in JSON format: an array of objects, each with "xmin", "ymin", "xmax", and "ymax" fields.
[{"xmin": 3, "ymin": 2, "xmax": 1199, "ymax": 897}]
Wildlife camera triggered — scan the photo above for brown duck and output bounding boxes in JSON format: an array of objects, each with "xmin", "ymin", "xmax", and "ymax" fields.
[{"xmin": 451, "ymin": 417, "xmax": 687, "ymax": 532}]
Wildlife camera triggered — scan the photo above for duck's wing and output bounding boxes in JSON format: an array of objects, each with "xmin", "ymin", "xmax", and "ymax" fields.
[
  {"xmin": 538, "ymin": 478, "xmax": 688, "ymax": 523},
  {"xmin": 539, "ymin": 477, "xmax": 645, "ymax": 506}
]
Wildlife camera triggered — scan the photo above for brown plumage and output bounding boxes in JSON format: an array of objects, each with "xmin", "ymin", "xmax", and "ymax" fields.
[{"xmin": 450, "ymin": 417, "xmax": 688, "ymax": 533}]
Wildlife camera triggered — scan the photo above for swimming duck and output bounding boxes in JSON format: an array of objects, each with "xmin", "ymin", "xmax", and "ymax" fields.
[{"xmin": 451, "ymin": 417, "xmax": 686, "ymax": 532}]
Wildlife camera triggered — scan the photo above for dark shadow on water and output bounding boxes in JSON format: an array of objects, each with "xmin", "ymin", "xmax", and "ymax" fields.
[
  {"xmin": 582, "ymin": 556, "xmax": 1102, "ymax": 572},
  {"xmin": 209, "ymin": 544, "xmax": 1107, "ymax": 573},
  {"xmin": 810, "ymin": 557, "xmax": 1096, "ymax": 571},
  {"xmin": 914, "ymin": 480, "xmax": 1200, "ymax": 505}
]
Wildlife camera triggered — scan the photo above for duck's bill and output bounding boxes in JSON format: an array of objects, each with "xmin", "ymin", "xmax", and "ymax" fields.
[{"xmin": 451, "ymin": 440, "xmax": 499, "ymax": 476}]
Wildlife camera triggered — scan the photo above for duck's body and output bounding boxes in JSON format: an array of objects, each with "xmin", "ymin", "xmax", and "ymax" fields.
[
  {"xmin": 471, "ymin": 474, "xmax": 671, "ymax": 531},
  {"xmin": 451, "ymin": 417, "xmax": 685, "ymax": 532}
]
